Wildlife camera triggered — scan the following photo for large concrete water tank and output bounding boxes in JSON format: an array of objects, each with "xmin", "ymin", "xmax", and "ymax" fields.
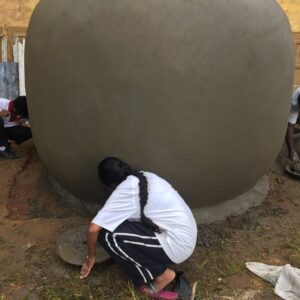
[{"xmin": 26, "ymin": 0, "xmax": 294, "ymax": 208}]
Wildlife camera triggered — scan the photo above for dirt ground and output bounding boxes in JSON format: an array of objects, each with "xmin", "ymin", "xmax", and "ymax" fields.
[{"xmin": 0, "ymin": 141, "xmax": 299, "ymax": 300}]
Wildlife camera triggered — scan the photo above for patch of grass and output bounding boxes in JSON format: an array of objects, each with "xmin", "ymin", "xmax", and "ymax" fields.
[
  {"xmin": 255, "ymin": 225, "xmax": 271, "ymax": 233},
  {"xmin": 266, "ymin": 247, "xmax": 274, "ymax": 257},
  {"xmin": 197, "ymin": 259, "xmax": 209, "ymax": 272},
  {"xmin": 39, "ymin": 284, "xmax": 94, "ymax": 300},
  {"xmin": 220, "ymin": 260, "xmax": 244, "ymax": 277},
  {"xmin": 38, "ymin": 281, "xmax": 152, "ymax": 300},
  {"xmin": 126, "ymin": 281, "xmax": 142, "ymax": 300},
  {"xmin": 197, "ymin": 288, "xmax": 213, "ymax": 300},
  {"xmin": 0, "ymin": 295, "xmax": 7, "ymax": 300},
  {"xmin": 0, "ymin": 236, "xmax": 5, "ymax": 247},
  {"xmin": 285, "ymin": 235, "xmax": 300, "ymax": 264},
  {"xmin": 35, "ymin": 270, "xmax": 151, "ymax": 300},
  {"xmin": 285, "ymin": 238, "xmax": 300, "ymax": 253}
]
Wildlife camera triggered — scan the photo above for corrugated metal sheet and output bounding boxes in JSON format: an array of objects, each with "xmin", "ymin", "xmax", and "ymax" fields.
[{"xmin": 0, "ymin": 62, "xmax": 19, "ymax": 99}]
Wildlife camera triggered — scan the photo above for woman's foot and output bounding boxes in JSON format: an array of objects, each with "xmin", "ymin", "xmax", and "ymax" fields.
[
  {"xmin": 0, "ymin": 148, "xmax": 17, "ymax": 159},
  {"xmin": 139, "ymin": 285, "xmax": 178, "ymax": 300},
  {"xmin": 139, "ymin": 269, "xmax": 177, "ymax": 299},
  {"xmin": 153, "ymin": 268, "xmax": 176, "ymax": 292}
]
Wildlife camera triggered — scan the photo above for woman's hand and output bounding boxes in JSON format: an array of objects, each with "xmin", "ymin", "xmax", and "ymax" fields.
[
  {"xmin": 80, "ymin": 223, "xmax": 101, "ymax": 280},
  {"xmin": 80, "ymin": 255, "xmax": 96, "ymax": 279},
  {"xmin": 0, "ymin": 110, "xmax": 9, "ymax": 117}
]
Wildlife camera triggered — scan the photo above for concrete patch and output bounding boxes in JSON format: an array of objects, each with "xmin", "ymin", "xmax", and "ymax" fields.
[
  {"xmin": 193, "ymin": 175, "xmax": 269, "ymax": 224},
  {"xmin": 56, "ymin": 225, "xmax": 110, "ymax": 266},
  {"xmin": 51, "ymin": 175, "xmax": 269, "ymax": 225}
]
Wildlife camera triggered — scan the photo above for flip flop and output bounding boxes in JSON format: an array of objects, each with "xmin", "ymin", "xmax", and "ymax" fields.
[{"xmin": 139, "ymin": 285, "xmax": 178, "ymax": 300}]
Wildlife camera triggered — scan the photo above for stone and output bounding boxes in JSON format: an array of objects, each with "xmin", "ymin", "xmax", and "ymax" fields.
[
  {"xmin": 9, "ymin": 286, "xmax": 32, "ymax": 300},
  {"xmin": 56, "ymin": 225, "xmax": 110, "ymax": 266},
  {"xmin": 27, "ymin": 293, "xmax": 40, "ymax": 300},
  {"xmin": 33, "ymin": 270, "xmax": 43, "ymax": 278},
  {"xmin": 86, "ymin": 275, "xmax": 102, "ymax": 287},
  {"xmin": 26, "ymin": 0, "xmax": 294, "ymax": 208},
  {"xmin": 49, "ymin": 264, "xmax": 71, "ymax": 280}
]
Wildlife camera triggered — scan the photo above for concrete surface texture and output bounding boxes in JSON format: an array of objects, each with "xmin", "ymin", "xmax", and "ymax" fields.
[
  {"xmin": 26, "ymin": 0, "xmax": 294, "ymax": 208},
  {"xmin": 56, "ymin": 226, "xmax": 110, "ymax": 266}
]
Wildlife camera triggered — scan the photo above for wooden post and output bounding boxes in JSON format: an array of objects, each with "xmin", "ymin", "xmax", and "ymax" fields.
[{"xmin": 294, "ymin": 32, "xmax": 300, "ymax": 86}]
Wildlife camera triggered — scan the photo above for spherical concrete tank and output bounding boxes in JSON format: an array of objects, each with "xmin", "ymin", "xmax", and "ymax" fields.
[{"xmin": 26, "ymin": 0, "xmax": 294, "ymax": 208}]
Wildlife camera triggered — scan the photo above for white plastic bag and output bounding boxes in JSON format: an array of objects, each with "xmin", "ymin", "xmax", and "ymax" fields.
[{"xmin": 246, "ymin": 262, "xmax": 300, "ymax": 300}]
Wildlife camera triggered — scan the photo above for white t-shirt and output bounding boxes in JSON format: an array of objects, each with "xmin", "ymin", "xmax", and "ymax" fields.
[
  {"xmin": 0, "ymin": 98, "xmax": 17, "ymax": 128},
  {"xmin": 92, "ymin": 172, "xmax": 198, "ymax": 264},
  {"xmin": 289, "ymin": 87, "xmax": 300, "ymax": 125}
]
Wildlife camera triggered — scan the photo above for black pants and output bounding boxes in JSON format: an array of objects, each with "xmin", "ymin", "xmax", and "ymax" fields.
[
  {"xmin": 98, "ymin": 221, "xmax": 173, "ymax": 287},
  {"xmin": 0, "ymin": 118, "xmax": 32, "ymax": 149}
]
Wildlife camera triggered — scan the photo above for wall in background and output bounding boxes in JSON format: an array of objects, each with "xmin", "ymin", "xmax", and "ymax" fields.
[
  {"xmin": 0, "ymin": 0, "xmax": 298, "ymax": 32},
  {"xmin": 0, "ymin": 0, "xmax": 298, "ymax": 33},
  {"xmin": 277, "ymin": 1, "xmax": 300, "ymax": 85},
  {"xmin": 0, "ymin": 0, "xmax": 39, "ymax": 96},
  {"xmin": 0, "ymin": 0, "xmax": 39, "ymax": 28},
  {"xmin": 278, "ymin": 0, "xmax": 300, "ymax": 33}
]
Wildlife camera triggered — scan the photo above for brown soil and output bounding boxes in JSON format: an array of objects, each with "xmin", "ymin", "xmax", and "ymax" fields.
[{"xmin": 0, "ymin": 141, "xmax": 299, "ymax": 300}]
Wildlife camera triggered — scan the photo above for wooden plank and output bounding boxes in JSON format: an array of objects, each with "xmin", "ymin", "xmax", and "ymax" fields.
[
  {"xmin": 294, "ymin": 32, "xmax": 300, "ymax": 85},
  {"xmin": 1, "ymin": 36, "xmax": 8, "ymax": 62},
  {"xmin": 7, "ymin": 26, "xmax": 27, "ymax": 62},
  {"xmin": 0, "ymin": 27, "xmax": 4, "ymax": 62},
  {"xmin": 18, "ymin": 39, "xmax": 26, "ymax": 95}
]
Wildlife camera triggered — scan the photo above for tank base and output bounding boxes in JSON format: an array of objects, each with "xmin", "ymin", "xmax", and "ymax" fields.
[
  {"xmin": 192, "ymin": 175, "xmax": 269, "ymax": 224},
  {"xmin": 50, "ymin": 174, "xmax": 269, "ymax": 224}
]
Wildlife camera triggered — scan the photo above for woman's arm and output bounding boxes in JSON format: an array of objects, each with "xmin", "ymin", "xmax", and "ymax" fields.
[
  {"xmin": 80, "ymin": 223, "xmax": 102, "ymax": 279},
  {"xmin": 0, "ymin": 110, "xmax": 9, "ymax": 117}
]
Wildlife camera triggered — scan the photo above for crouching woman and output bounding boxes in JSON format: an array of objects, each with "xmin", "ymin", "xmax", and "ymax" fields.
[{"xmin": 80, "ymin": 157, "xmax": 197, "ymax": 299}]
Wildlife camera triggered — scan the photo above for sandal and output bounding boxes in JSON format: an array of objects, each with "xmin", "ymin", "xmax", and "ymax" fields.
[{"xmin": 139, "ymin": 283, "xmax": 178, "ymax": 300}]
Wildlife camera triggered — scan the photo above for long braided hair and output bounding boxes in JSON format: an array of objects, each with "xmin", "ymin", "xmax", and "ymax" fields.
[{"xmin": 98, "ymin": 157, "xmax": 161, "ymax": 233}]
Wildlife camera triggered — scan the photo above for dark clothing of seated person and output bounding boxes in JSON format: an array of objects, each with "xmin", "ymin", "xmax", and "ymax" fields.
[
  {"xmin": 286, "ymin": 87, "xmax": 300, "ymax": 162},
  {"xmin": 0, "ymin": 96, "xmax": 32, "ymax": 159},
  {"xmin": 80, "ymin": 157, "xmax": 197, "ymax": 299}
]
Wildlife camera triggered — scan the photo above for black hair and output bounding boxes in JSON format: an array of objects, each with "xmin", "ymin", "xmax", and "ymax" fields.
[
  {"xmin": 14, "ymin": 96, "xmax": 29, "ymax": 118},
  {"xmin": 98, "ymin": 157, "xmax": 161, "ymax": 233}
]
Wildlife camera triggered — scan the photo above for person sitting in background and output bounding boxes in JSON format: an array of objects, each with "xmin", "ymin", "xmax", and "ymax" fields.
[
  {"xmin": 80, "ymin": 157, "xmax": 197, "ymax": 300},
  {"xmin": 0, "ymin": 96, "xmax": 32, "ymax": 159},
  {"xmin": 286, "ymin": 87, "xmax": 300, "ymax": 162}
]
